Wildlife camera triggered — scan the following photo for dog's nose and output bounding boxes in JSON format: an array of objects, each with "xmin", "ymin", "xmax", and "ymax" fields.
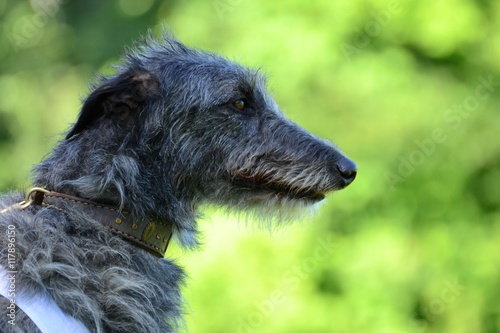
[{"xmin": 336, "ymin": 158, "xmax": 357, "ymax": 187}]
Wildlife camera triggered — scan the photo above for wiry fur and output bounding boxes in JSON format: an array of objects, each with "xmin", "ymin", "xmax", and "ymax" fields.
[{"xmin": 0, "ymin": 33, "xmax": 356, "ymax": 332}]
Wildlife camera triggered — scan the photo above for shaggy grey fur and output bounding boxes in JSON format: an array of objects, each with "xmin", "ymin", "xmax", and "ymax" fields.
[{"xmin": 0, "ymin": 33, "xmax": 356, "ymax": 332}]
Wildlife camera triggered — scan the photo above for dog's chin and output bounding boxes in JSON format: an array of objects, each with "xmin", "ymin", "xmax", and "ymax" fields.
[
  {"xmin": 231, "ymin": 174, "xmax": 327, "ymax": 204},
  {"xmin": 284, "ymin": 191, "xmax": 325, "ymax": 203}
]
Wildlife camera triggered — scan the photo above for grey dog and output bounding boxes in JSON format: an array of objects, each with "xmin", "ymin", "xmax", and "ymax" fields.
[{"xmin": 0, "ymin": 34, "xmax": 356, "ymax": 332}]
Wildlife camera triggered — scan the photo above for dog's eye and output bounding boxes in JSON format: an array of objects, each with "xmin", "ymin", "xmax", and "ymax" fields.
[
  {"xmin": 232, "ymin": 99, "xmax": 247, "ymax": 111},
  {"xmin": 229, "ymin": 98, "xmax": 255, "ymax": 116}
]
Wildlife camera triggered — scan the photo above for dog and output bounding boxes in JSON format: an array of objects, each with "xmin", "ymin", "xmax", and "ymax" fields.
[{"xmin": 0, "ymin": 33, "xmax": 356, "ymax": 332}]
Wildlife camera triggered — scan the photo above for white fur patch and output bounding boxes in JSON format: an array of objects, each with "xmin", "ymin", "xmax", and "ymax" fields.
[{"xmin": 0, "ymin": 265, "xmax": 90, "ymax": 333}]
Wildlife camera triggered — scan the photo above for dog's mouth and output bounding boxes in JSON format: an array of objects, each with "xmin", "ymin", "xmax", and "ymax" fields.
[{"xmin": 232, "ymin": 173, "xmax": 326, "ymax": 202}]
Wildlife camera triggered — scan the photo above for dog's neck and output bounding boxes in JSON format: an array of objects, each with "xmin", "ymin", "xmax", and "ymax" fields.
[{"xmin": 32, "ymin": 135, "xmax": 201, "ymax": 249}]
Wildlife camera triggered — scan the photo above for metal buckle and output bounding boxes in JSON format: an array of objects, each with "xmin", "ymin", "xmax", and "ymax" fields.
[{"xmin": 0, "ymin": 187, "xmax": 50, "ymax": 214}]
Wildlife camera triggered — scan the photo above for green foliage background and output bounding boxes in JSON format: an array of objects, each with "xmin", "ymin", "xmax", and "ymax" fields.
[{"xmin": 1, "ymin": 0, "xmax": 499, "ymax": 332}]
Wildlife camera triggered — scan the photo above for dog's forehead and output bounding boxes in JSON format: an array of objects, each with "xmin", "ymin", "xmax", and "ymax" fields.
[
  {"xmin": 163, "ymin": 57, "xmax": 267, "ymax": 99},
  {"xmin": 139, "ymin": 38, "xmax": 271, "ymax": 106},
  {"xmin": 181, "ymin": 55, "xmax": 263, "ymax": 84}
]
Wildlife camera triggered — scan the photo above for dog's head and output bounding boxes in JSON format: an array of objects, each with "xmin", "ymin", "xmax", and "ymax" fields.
[{"xmin": 60, "ymin": 34, "xmax": 356, "ymax": 246}]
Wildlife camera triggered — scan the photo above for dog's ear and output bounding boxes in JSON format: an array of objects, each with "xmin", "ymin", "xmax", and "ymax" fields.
[{"xmin": 66, "ymin": 70, "xmax": 160, "ymax": 139}]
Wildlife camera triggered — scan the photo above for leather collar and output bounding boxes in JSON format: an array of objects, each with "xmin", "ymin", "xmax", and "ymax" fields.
[{"xmin": 31, "ymin": 189, "xmax": 172, "ymax": 258}]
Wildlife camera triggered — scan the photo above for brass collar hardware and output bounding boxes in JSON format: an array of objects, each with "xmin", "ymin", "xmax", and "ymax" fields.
[{"xmin": 0, "ymin": 187, "xmax": 49, "ymax": 213}]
